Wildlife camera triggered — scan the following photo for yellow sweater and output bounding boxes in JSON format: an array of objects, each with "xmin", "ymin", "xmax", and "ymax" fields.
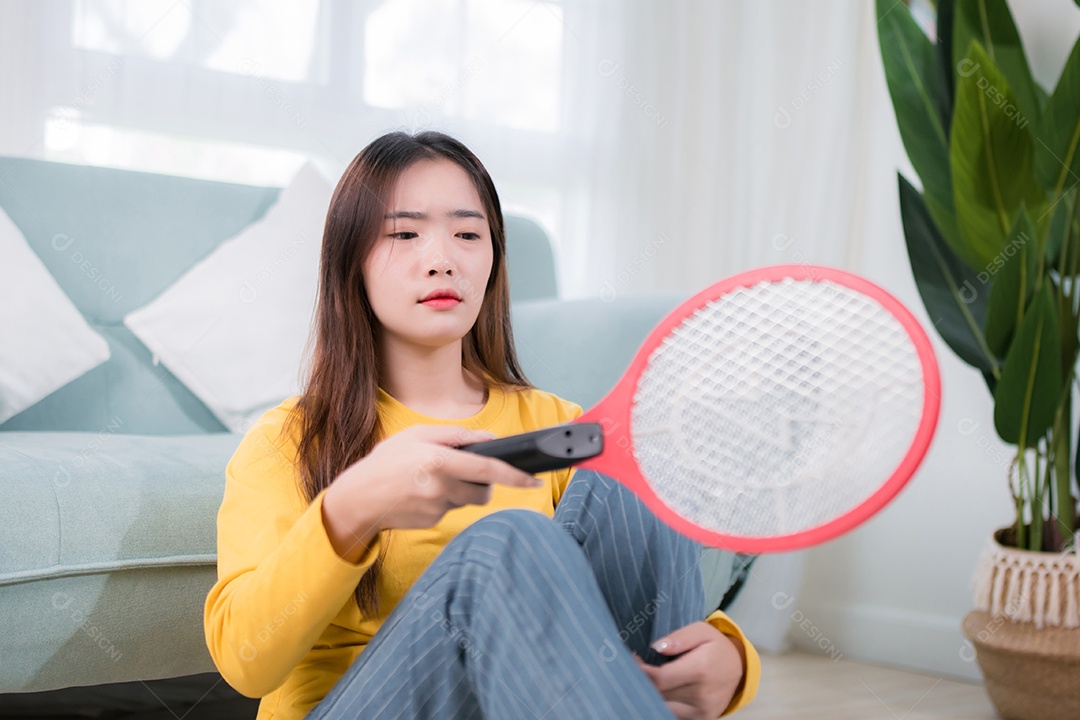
[{"xmin": 204, "ymin": 385, "xmax": 760, "ymax": 719}]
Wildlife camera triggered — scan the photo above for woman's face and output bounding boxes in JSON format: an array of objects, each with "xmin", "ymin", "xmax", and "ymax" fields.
[{"xmin": 363, "ymin": 158, "xmax": 494, "ymax": 352}]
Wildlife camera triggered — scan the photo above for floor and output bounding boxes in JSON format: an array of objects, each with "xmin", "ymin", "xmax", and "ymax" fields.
[
  {"xmin": 738, "ymin": 651, "xmax": 998, "ymax": 720},
  {"xmin": 0, "ymin": 672, "xmax": 258, "ymax": 720}
]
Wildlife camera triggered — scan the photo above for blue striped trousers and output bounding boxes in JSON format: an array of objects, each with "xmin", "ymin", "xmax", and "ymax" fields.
[{"xmin": 307, "ymin": 469, "xmax": 705, "ymax": 719}]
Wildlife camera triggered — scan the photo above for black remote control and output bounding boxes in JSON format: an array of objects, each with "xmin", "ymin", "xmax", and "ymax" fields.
[{"xmin": 458, "ymin": 422, "xmax": 604, "ymax": 473}]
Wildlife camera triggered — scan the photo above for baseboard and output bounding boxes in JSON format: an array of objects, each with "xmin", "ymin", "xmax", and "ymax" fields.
[{"xmin": 787, "ymin": 601, "xmax": 983, "ymax": 682}]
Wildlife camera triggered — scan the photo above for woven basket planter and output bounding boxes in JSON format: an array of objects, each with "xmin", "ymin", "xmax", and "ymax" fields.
[{"xmin": 962, "ymin": 529, "xmax": 1080, "ymax": 720}]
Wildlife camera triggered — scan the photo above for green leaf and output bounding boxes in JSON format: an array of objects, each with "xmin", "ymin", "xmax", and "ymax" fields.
[
  {"xmin": 936, "ymin": 0, "xmax": 957, "ymax": 112},
  {"xmin": 1053, "ymin": 192, "xmax": 1080, "ymax": 382},
  {"xmin": 993, "ymin": 284, "xmax": 1063, "ymax": 446},
  {"xmin": 1074, "ymin": 418, "xmax": 1080, "ymax": 520},
  {"xmin": 953, "ymin": 0, "xmax": 1043, "ymax": 126},
  {"xmin": 1033, "ymin": 36, "xmax": 1080, "ymax": 193},
  {"xmin": 877, "ymin": 0, "xmax": 960, "ymax": 246},
  {"xmin": 899, "ymin": 173, "xmax": 999, "ymax": 379},
  {"xmin": 950, "ymin": 41, "xmax": 1047, "ymax": 271},
  {"xmin": 984, "ymin": 206, "xmax": 1039, "ymax": 356},
  {"xmin": 1034, "ymin": 81, "xmax": 1050, "ymax": 111},
  {"xmin": 1046, "ymin": 194, "xmax": 1071, "ymax": 268},
  {"xmin": 1057, "ymin": 282, "xmax": 1080, "ymax": 385}
]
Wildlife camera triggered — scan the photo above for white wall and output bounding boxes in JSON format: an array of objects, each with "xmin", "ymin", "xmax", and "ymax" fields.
[{"xmin": 793, "ymin": 336, "xmax": 1018, "ymax": 681}]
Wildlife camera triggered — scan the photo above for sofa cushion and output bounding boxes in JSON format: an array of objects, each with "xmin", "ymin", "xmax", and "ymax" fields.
[
  {"xmin": 0, "ymin": 432, "xmax": 242, "ymax": 691},
  {"xmin": 0, "ymin": 206, "xmax": 110, "ymax": 424},
  {"xmin": 122, "ymin": 163, "xmax": 333, "ymax": 435}
]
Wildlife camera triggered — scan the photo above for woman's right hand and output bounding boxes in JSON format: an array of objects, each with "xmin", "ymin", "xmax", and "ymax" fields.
[{"xmin": 322, "ymin": 425, "xmax": 541, "ymax": 561}]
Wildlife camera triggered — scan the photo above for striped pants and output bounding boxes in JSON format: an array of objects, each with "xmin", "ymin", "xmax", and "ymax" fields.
[{"xmin": 307, "ymin": 469, "xmax": 705, "ymax": 719}]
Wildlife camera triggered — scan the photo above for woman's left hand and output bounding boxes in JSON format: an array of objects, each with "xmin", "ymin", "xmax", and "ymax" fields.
[{"xmin": 632, "ymin": 621, "xmax": 744, "ymax": 720}]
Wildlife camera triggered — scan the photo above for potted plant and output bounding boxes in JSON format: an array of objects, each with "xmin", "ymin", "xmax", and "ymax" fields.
[{"xmin": 876, "ymin": 0, "xmax": 1080, "ymax": 717}]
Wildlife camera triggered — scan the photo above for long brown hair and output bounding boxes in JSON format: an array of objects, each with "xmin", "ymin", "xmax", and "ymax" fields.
[{"xmin": 283, "ymin": 131, "xmax": 532, "ymax": 617}]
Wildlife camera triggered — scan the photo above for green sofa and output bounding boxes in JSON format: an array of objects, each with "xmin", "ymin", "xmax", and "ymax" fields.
[{"xmin": 0, "ymin": 156, "xmax": 747, "ymax": 711}]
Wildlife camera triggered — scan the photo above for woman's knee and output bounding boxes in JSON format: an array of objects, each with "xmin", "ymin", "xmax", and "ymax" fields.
[
  {"xmin": 399, "ymin": 515, "xmax": 562, "ymax": 625},
  {"xmin": 452, "ymin": 509, "xmax": 574, "ymax": 566},
  {"xmin": 561, "ymin": 469, "xmax": 631, "ymax": 507},
  {"xmin": 462, "ymin": 508, "xmax": 560, "ymax": 541}
]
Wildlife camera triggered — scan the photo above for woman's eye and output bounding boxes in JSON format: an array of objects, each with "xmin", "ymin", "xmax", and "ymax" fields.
[
  {"xmin": 390, "ymin": 231, "xmax": 418, "ymax": 240},
  {"xmin": 457, "ymin": 232, "xmax": 481, "ymax": 240}
]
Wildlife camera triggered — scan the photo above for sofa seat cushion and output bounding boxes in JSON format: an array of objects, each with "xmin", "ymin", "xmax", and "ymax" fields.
[{"xmin": 0, "ymin": 432, "xmax": 242, "ymax": 692}]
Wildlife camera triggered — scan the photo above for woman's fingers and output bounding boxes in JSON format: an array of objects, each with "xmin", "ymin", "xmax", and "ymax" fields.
[
  {"xmin": 636, "ymin": 662, "xmax": 706, "ymax": 716},
  {"xmin": 448, "ymin": 480, "xmax": 493, "ymax": 508},
  {"xmin": 663, "ymin": 700, "xmax": 700, "ymax": 720},
  {"xmin": 382, "ymin": 425, "xmax": 542, "ymax": 514},
  {"xmin": 408, "ymin": 425, "xmax": 538, "ymax": 487},
  {"xmin": 447, "ymin": 449, "xmax": 541, "ymax": 488},
  {"xmin": 634, "ymin": 629, "xmax": 742, "ymax": 720},
  {"xmin": 419, "ymin": 426, "xmax": 541, "ymax": 490}
]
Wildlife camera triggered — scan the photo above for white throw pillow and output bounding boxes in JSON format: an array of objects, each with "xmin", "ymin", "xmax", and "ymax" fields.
[
  {"xmin": 123, "ymin": 162, "xmax": 332, "ymax": 433},
  {"xmin": 0, "ymin": 206, "xmax": 111, "ymax": 423}
]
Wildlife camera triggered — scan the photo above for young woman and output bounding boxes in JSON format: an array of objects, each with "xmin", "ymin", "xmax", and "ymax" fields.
[{"xmin": 204, "ymin": 131, "xmax": 760, "ymax": 719}]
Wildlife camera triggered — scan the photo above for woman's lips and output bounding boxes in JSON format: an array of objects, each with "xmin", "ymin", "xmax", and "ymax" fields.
[{"xmin": 420, "ymin": 297, "xmax": 462, "ymax": 309}]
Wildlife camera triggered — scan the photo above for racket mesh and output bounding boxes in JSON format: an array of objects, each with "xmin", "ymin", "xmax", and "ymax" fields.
[{"xmin": 631, "ymin": 278, "xmax": 925, "ymax": 540}]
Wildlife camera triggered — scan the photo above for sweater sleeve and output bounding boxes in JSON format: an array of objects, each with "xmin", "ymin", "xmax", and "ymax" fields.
[
  {"xmin": 203, "ymin": 417, "xmax": 379, "ymax": 698},
  {"xmin": 706, "ymin": 608, "xmax": 761, "ymax": 716}
]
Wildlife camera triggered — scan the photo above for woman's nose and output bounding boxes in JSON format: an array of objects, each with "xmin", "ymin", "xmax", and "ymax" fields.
[
  {"xmin": 427, "ymin": 264, "xmax": 453, "ymax": 276},
  {"xmin": 422, "ymin": 235, "xmax": 456, "ymax": 276}
]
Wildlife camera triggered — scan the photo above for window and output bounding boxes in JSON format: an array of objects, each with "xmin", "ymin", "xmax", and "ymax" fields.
[
  {"xmin": 72, "ymin": 0, "xmax": 324, "ymax": 83},
  {"xmin": 46, "ymin": 0, "xmax": 569, "ymax": 183},
  {"xmin": 364, "ymin": 0, "xmax": 563, "ymax": 133}
]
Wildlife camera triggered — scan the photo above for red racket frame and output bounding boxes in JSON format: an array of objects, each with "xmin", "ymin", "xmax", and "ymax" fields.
[{"xmin": 573, "ymin": 265, "xmax": 942, "ymax": 553}]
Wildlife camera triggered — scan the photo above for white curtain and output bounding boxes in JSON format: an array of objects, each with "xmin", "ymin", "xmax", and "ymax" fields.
[
  {"xmin": 1, "ymin": 0, "xmax": 907, "ymax": 650},
  {"xmin": 573, "ymin": 1, "xmax": 905, "ymax": 299}
]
